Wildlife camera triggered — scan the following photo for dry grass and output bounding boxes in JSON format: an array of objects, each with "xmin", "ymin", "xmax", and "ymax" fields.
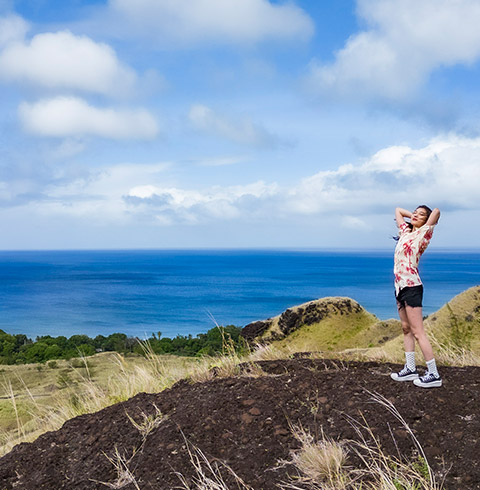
[
  {"xmin": 282, "ymin": 393, "xmax": 443, "ymax": 490},
  {"xmin": 176, "ymin": 439, "xmax": 253, "ymax": 490},
  {"xmin": 427, "ymin": 331, "xmax": 480, "ymax": 367},
  {"xmin": 336, "ymin": 330, "xmax": 480, "ymax": 367},
  {"xmin": 282, "ymin": 424, "xmax": 349, "ymax": 490},
  {"xmin": 96, "ymin": 446, "xmax": 141, "ymax": 490},
  {"xmin": 1, "ymin": 334, "xmax": 280, "ymax": 457},
  {"xmin": 0, "ymin": 349, "xmax": 222, "ymax": 456},
  {"xmin": 247, "ymin": 343, "xmax": 293, "ymax": 362},
  {"xmin": 125, "ymin": 403, "xmax": 166, "ymax": 440},
  {"xmin": 344, "ymin": 392, "xmax": 442, "ymax": 490},
  {"xmin": 239, "ymin": 361, "xmax": 268, "ymax": 378}
]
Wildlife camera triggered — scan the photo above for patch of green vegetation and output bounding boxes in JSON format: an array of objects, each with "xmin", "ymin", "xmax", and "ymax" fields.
[
  {"xmin": 0, "ymin": 399, "xmax": 30, "ymax": 430},
  {"xmin": 0, "ymin": 325, "xmax": 245, "ymax": 366},
  {"xmin": 447, "ymin": 303, "xmax": 476, "ymax": 350},
  {"xmin": 56, "ymin": 370, "xmax": 74, "ymax": 389},
  {"xmin": 275, "ymin": 312, "xmax": 380, "ymax": 352},
  {"xmin": 0, "ymin": 351, "xmax": 200, "ymax": 437}
]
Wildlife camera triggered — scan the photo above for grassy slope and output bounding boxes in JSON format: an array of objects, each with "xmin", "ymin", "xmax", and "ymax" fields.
[
  {"xmin": 367, "ymin": 286, "xmax": 480, "ymax": 360},
  {"xmin": 254, "ymin": 297, "xmax": 401, "ymax": 353},
  {"xmin": 426, "ymin": 285, "xmax": 480, "ymax": 348},
  {"xmin": 253, "ymin": 287, "xmax": 480, "ymax": 361},
  {"xmin": 0, "ymin": 352, "xmax": 197, "ymax": 437}
]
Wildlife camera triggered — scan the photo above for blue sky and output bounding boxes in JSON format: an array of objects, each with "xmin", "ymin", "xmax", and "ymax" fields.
[{"xmin": 1, "ymin": 0, "xmax": 480, "ymax": 250}]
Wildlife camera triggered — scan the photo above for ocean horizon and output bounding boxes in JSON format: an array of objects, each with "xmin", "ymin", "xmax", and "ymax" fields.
[{"xmin": 1, "ymin": 248, "xmax": 479, "ymax": 339}]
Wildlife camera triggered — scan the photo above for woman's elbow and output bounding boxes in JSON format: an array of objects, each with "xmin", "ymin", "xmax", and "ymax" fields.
[{"xmin": 430, "ymin": 208, "xmax": 441, "ymax": 224}]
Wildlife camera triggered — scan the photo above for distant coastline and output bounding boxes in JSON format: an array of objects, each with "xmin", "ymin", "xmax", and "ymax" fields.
[{"xmin": 1, "ymin": 249, "xmax": 479, "ymax": 339}]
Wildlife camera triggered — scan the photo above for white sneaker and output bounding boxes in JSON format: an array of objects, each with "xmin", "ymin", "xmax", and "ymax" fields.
[
  {"xmin": 413, "ymin": 372, "xmax": 442, "ymax": 388},
  {"xmin": 390, "ymin": 366, "xmax": 419, "ymax": 382}
]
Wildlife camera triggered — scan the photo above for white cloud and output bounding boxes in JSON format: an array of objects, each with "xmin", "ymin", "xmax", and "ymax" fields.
[
  {"xmin": 125, "ymin": 181, "xmax": 279, "ymax": 224},
  {"xmin": 189, "ymin": 104, "xmax": 279, "ymax": 148},
  {"xmin": 308, "ymin": 0, "xmax": 480, "ymax": 100},
  {"xmin": 19, "ymin": 96, "xmax": 160, "ymax": 140},
  {"xmin": 124, "ymin": 135, "xmax": 480, "ymax": 225},
  {"xmin": 341, "ymin": 216, "xmax": 369, "ymax": 230},
  {"xmin": 5, "ymin": 135, "xmax": 480, "ymax": 231},
  {"xmin": 107, "ymin": 0, "xmax": 314, "ymax": 45},
  {"xmin": 0, "ymin": 14, "xmax": 28, "ymax": 47},
  {"xmin": 9, "ymin": 162, "xmax": 172, "ymax": 222},
  {"xmin": 0, "ymin": 29, "xmax": 136, "ymax": 95},
  {"xmin": 288, "ymin": 135, "xmax": 480, "ymax": 214}
]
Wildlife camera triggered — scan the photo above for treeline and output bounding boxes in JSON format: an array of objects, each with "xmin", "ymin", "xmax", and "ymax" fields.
[{"xmin": 0, "ymin": 325, "xmax": 244, "ymax": 365}]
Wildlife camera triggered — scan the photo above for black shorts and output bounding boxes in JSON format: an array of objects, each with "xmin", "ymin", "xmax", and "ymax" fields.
[{"xmin": 395, "ymin": 285, "xmax": 423, "ymax": 309}]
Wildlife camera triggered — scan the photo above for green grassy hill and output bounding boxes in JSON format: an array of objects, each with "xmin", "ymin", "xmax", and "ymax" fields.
[
  {"xmin": 242, "ymin": 286, "xmax": 480, "ymax": 357},
  {"xmin": 242, "ymin": 297, "xmax": 401, "ymax": 353},
  {"xmin": 426, "ymin": 285, "xmax": 480, "ymax": 349}
]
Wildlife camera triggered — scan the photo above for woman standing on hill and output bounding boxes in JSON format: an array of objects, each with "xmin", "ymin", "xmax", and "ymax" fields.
[{"xmin": 391, "ymin": 205, "xmax": 442, "ymax": 388}]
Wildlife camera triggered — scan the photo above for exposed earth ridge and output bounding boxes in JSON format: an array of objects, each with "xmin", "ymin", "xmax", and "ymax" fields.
[{"xmin": 0, "ymin": 358, "xmax": 478, "ymax": 489}]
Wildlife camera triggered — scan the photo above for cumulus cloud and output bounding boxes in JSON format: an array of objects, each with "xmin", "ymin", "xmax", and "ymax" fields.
[
  {"xmin": 308, "ymin": 0, "xmax": 480, "ymax": 101},
  {"xmin": 0, "ymin": 14, "xmax": 28, "ymax": 47},
  {"xmin": 0, "ymin": 29, "xmax": 136, "ymax": 95},
  {"xmin": 19, "ymin": 96, "xmax": 159, "ymax": 140},
  {"xmin": 5, "ymin": 135, "xmax": 480, "ymax": 230},
  {"xmin": 288, "ymin": 135, "xmax": 480, "ymax": 214},
  {"xmin": 122, "ymin": 135, "xmax": 480, "ymax": 225},
  {"xmin": 189, "ymin": 104, "xmax": 280, "ymax": 148},
  {"xmin": 107, "ymin": 0, "xmax": 314, "ymax": 45},
  {"xmin": 341, "ymin": 216, "xmax": 370, "ymax": 230},
  {"xmin": 124, "ymin": 181, "xmax": 279, "ymax": 224},
  {"xmin": 0, "ymin": 161, "xmax": 172, "ymax": 223}
]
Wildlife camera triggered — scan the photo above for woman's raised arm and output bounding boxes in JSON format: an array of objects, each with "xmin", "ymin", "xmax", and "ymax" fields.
[
  {"xmin": 426, "ymin": 208, "xmax": 440, "ymax": 226},
  {"xmin": 395, "ymin": 207, "xmax": 412, "ymax": 227}
]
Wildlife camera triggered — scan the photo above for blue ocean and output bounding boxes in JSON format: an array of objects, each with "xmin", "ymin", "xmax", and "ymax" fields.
[{"xmin": 0, "ymin": 250, "xmax": 479, "ymax": 339}]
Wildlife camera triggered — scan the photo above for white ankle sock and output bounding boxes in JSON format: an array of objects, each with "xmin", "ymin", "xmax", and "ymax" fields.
[
  {"xmin": 405, "ymin": 351, "xmax": 416, "ymax": 371},
  {"xmin": 426, "ymin": 358, "xmax": 439, "ymax": 377}
]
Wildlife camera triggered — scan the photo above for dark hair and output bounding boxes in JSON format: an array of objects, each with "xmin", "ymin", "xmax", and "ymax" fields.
[
  {"xmin": 416, "ymin": 204, "xmax": 432, "ymax": 218},
  {"xmin": 392, "ymin": 205, "xmax": 432, "ymax": 241}
]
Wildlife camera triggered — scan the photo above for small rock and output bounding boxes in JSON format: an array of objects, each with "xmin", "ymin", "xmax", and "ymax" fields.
[
  {"xmin": 242, "ymin": 399, "xmax": 256, "ymax": 406},
  {"xmin": 394, "ymin": 429, "xmax": 408, "ymax": 439},
  {"xmin": 274, "ymin": 427, "xmax": 289, "ymax": 436},
  {"xmin": 427, "ymin": 446, "xmax": 442, "ymax": 457}
]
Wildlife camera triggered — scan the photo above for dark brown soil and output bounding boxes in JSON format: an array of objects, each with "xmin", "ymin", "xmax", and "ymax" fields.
[{"xmin": 1, "ymin": 358, "xmax": 479, "ymax": 489}]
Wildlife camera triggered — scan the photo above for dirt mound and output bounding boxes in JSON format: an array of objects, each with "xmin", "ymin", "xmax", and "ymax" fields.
[{"xmin": 1, "ymin": 358, "xmax": 479, "ymax": 489}]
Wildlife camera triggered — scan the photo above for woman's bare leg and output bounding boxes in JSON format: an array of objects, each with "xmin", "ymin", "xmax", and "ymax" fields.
[
  {"xmin": 404, "ymin": 305, "xmax": 434, "ymax": 361},
  {"xmin": 398, "ymin": 305, "xmax": 415, "ymax": 352}
]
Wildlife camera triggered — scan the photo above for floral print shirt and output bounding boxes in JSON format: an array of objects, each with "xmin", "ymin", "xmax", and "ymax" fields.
[{"xmin": 394, "ymin": 222, "xmax": 434, "ymax": 295}]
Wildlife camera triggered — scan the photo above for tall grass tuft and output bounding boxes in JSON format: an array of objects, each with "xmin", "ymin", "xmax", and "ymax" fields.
[
  {"xmin": 282, "ymin": 424, "xmax": 349, "ymax": 490},
  {"xmin": 176, "ymin": 439, "xmax": 253, "ymax": 490},
  {"xmin": 96, "ymin": 446, "xmax": 141, "ymax": 490},
  {"xmin": 282, "ymin": 393, "xmax": 443, "ymax": 490}
]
